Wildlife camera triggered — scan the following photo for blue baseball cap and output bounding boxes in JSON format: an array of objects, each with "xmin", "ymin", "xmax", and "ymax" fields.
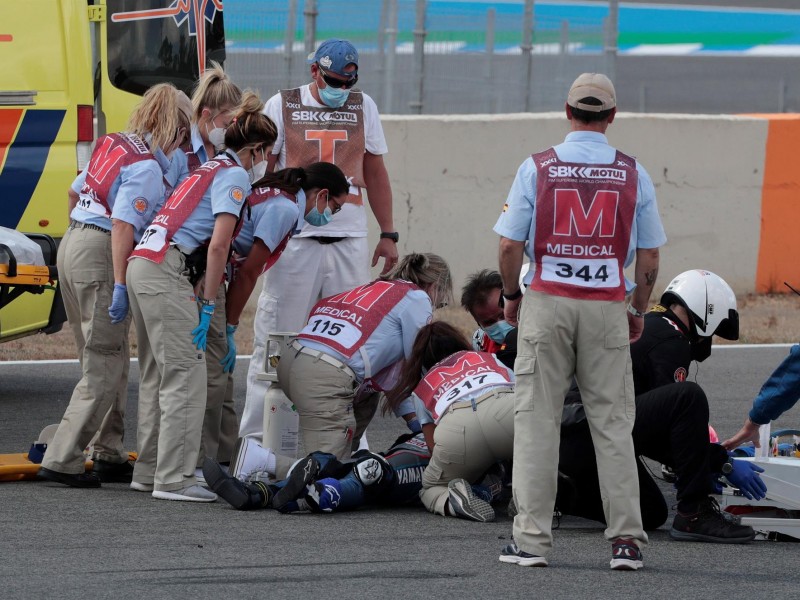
[{"xmin": 307, "ymin": 39, "xmax": 359, "ymax": 77}]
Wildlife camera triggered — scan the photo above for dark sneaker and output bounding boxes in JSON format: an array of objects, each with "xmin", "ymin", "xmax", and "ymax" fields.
[
  {"xmin": 271, "ymin": 454, "xmax": 320, "ymax": 511},
  {"xmin": 498, "ymin": 543, "xmax": 548, "ymax": 567},
  {"xmin": 447, "ymin": 478, "xmax": 495, "ymax": 522},
  {"xmin": 670, "ymin": 497, "xmax": 756, "ymax": 544},
  {"xmin": 38, "ymin": 467, "xmax": 101, "ymax": 488},
  {"xmin": 202, "ymin": 457, "xmax": 270, "ymax": 510},
  {"xmin": 610, "ymin": 538, "xmax": 643, "ymax": 570},
  {"xmin": 91, "ymin": 459, "xmax": 134, "ymax": 483}
]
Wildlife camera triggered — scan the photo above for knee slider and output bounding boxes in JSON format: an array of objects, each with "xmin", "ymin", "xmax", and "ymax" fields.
[{"xmin": 353, "ymin": 451, "xmax": 389, "ymax": 487}]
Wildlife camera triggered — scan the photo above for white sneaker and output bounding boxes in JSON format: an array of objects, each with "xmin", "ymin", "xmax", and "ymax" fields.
[
  {"xmin": 195, "ymin": 468, "xmax": 206, "ymax": 486},
  {"xmin": 152, "ymin": 485, "xmax": 217, "ymax": 502},
  {"xmin": 231, "ymin": 437, "xmax": 274, "ymax": 482},
  {"xmin": 130, "ymin": 481, "xmax": 154, "ymax": 492}
]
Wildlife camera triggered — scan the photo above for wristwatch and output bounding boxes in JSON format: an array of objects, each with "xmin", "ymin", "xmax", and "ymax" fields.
[
  {"xmin": 721, "ymin": 459, "xmax": 734, "ymax": 475},
  {"xmin": 627, "ymin": 303, "xmax": 645, "ymax": 318},
  {"xmin": 502, "ymin": 288, "xmax": 523, "ymax": 301},
  {"xmin": 380, "ymin": 231, "xmax": 399, "ymax": 243}
]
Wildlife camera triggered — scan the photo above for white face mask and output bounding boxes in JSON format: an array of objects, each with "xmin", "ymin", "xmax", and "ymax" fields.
[
  {"xmin": 206, "ymin": 118, "xmax": 226, "ymax": 149},
  {"xmin": 248, "ymin": 148, "xmax": 267, "ymax": 184}
]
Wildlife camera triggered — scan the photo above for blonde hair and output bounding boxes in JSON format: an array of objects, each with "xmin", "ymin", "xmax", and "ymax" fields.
[
  {"xmin": 191, "ymin": 61, "xmax": 242, "ymax": 122},
  {"xmin": 224, "ymin": 90, "xmax": 278, "ymax": 152},
  {"xmin": 381, "ymin": 253, "xmax": 453, "ymax": 310},
  {"xmin": 128, "ymin": 83, "xmax": 182, "ymax": 153}
]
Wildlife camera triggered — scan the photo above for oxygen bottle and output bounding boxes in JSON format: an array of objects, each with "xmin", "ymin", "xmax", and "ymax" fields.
[
  {"xmin": 263, "ymin": 385, "xmax": 299, "ymax": 457},
  {"xmin": 259, "ymin": 333, "xmax": 300, "ymax": 458}
]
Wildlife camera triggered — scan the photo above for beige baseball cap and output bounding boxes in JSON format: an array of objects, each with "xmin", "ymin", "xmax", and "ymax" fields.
[{"xmin": 567, "ymin": 73, "xmax": 616, "ymax": 112}]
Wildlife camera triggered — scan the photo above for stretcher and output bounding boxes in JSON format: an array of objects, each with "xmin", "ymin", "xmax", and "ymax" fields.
[
  {"xmin": 721, "ymin": 454, "xmax": 800, "ymax": 541},
  {"xmin": 0, "ymin": 235, "xmax": 58, "ymax": 310},
  {"xmin": 0, "ymin": 424, "xmax": 137, "ymax": 482}
]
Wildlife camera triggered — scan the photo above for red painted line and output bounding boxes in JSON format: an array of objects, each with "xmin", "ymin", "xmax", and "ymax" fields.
[{"xmin": 0, "ymin": 34, "xmax": 13, "ymax": 42}]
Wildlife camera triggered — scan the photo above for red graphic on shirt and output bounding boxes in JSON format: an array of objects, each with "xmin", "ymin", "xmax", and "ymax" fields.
[
  {"xmin": 554, "ymin": 190, "xmax": 618, "ymax": 238},
  {"xmin": 529, "ymin": 147, "xmax": 638, "ymax": 302},
  {"xmin": 674, "ymin": 367, "xmax": 687, "ymax": 382},
  {"xmin": 244, "ymin": 186, "xmax": 297, "ymax": 273},
  {"xmin": 414, "ymin": 351, "xmax": 513, "ymax": 422},
  {"xmin": 130, "ymin": 157, "xmax": 238, "ymax": 263},
  {"xmin": 81, "ymin": 133, "xmax": 153, "ymax": 216},
  {"xmin": 299, "ymin": 280, "xmax": 418, "ymax": 357}
]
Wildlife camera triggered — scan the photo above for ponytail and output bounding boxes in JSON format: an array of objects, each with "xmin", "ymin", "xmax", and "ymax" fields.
[{"xmin": 383, "ymin": 322, "xmax": 470, "ymax": 414}]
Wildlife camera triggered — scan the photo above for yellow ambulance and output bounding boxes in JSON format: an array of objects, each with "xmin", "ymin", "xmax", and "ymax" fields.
[{"xmin": 0, "ymin": 0, "xmax": 226, "ymax": 342}]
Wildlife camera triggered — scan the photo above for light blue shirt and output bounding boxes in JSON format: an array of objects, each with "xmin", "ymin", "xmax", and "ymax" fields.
[
  {"xmin": 300, "ymin": 288, "xmax": 433, "ymax": 383},
  {"xmin": 190, "ymin": 125, "xmax": 211, "ymax": 165},
  {"xmin": 494, "ymin": 131, "xmax": 667, "ymax": 290},
  {"xmin": 171, "ymin": 152, "xmax": 251, "ymax": 252},
  {"xmin": 70, "ymin": 137, "xmax": 170, "ymax": 238},
  {"xmin": 233, "ymin": 189, "xmax": 302, "ymax": 257}
]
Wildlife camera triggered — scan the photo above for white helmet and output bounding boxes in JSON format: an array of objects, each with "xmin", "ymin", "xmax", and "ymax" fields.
[{"xmin": 659, "ymin": 270, "xmax": 739, "ymax": 340}]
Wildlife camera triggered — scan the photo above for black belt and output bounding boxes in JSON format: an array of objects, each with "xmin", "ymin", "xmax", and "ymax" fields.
[
  {"xmin": 69, "ymin": 220, "xmax": 110, "ymax": 234},
  {"xmin": 308, "ymin": 236, "xmax": 347, "ymax": 245}
]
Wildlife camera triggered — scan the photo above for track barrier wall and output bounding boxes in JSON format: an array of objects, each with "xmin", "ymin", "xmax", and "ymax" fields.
[{"xmin": 366, "ymin": 112, "xmax": 799, "ymax": 296}]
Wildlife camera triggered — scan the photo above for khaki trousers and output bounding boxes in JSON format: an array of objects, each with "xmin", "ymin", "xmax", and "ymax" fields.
[
  {"xmin": 42, "ymin": 225, "xmax": 130, "ymax": 474},
  {"xmin": 240, "ymin": 236, "xmax": 369, "ymax": 441},
  {"xmin": 199, "ymin": 282, "xmax": 238, "ymax": 466},
  {"xmin": 420, "ymin": 388, "xmax": 515, "ymax": 515},
  {"xmin": 512, "ymin": 291, "xmax": 646, "ymax": 557},
  {"xmin": 274, "ymin": 347, "xmax": 358, "ymax": 478},
  {"xmin": 127, "ymin": 248, "xmax": 206, "ymax": 492}
]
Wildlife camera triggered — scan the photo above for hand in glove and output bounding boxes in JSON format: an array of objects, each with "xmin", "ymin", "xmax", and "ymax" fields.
[
  {"xmin": 191, "ymin": 303, "xmax": 215, "ymax": 351},
  {"xmin": 221, "ymin": 323, "xmax": 237, "ymax": 373},
  {"xmin": 109, "ymin": 283, "xmax": 129, "ymax": 324},
  {"xmin": 725, "ymin": 459, "xmax": 767, "ymax": 501}
]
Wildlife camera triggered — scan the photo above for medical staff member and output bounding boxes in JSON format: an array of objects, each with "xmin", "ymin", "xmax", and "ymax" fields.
[
  {"xmin": 386, "ymin": 322, "xmax": 515, "ymax": 523},
  {"xmin": 230, "ymin": 253, "xmax": 453, "ymax": 482},
  {"xmin": 126, "ymin": 91, "xmax": 277, "ymax": 502},
  {"xmin": 241, "ymin": 39, "xmax": 398, "ymax": 444},
  {"xmin": 225, "ymin": 162, "xmax": 350, "ymax": 335},
  {"xmin": 495, "ymin": 73, "xmax": 666, "ymax": 570},
  {"xmin": 38, "ymin": 84, "xmax": 190, "ymax": 489},
  {"xmin": 184, "ymin": 64, "xmax": 245, "ymax": 478}
]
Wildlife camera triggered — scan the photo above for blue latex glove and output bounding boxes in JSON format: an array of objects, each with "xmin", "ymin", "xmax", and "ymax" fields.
[
  {"xmin": 725, "ymin": 459, "xmax": 767, "ymax": 500},
  {"xmin": 192, "ymin": 303, "xmax": 215, "ymax": 351},
  {"xmin": 221, "ymin": 323, "xmax": 237, "ymax": 373},
  {"xmin": 108, "ymin": 283, "xmax": 129, "ymax": 324},
  {"xmin": 406, "ymin": 417, "xmax": 422, "ymax": 434}
]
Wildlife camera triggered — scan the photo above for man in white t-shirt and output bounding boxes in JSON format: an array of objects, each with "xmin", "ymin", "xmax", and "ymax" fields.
[{"xmin": 240, "ymin": 39, "xmax": 398, "ymax": 444}]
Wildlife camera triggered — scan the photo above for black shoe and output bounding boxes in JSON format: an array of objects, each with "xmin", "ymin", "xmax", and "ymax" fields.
[
  {"xmin": 38, "ymin": 467, "xmax": 101, "ymax": 488},
  {"xmin": 271, "ymin": 454, "xmax": 320, "ymax": 511},
  {"xmin": 91, "ymin": 459, "xmax": 134, "ymax": 483},
  {"xmin": 202, "ymin": 457, "xmax": 270, "ymax": 510},
  {"xmin": 670, "ymin": 497, "xmax": 756, "ymax": 544}
]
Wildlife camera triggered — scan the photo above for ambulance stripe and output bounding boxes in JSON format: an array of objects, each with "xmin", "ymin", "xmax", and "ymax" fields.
[
  {"xmin": 0, "ymin": 108, "xmax": 23, "ymax": 173},
  {"xmin": 0, "ymin": 109, "xmax": 65, "ymax": 229}
]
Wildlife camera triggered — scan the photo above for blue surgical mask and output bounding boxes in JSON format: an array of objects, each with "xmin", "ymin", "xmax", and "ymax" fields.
[
  {"xmin": 304, "ymin": 191, "xmax": 332, "ymax": 226},
  {"xmin": 318, "ymin": 85, "xmax": 350, "ymax": 108},
  {"xmin": 484, "ymin": 320, "xmax": 515, "ymax": 344}
]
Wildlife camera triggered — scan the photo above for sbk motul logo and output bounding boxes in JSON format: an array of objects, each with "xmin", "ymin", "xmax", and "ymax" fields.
[
  {"xmin": 291, "ymin": 110, "xmax": 358, "ymax": 123},
  {"xmin": 548, "ymin": 166, "xmax": 627, "ymax": 182},
  {"xmin": 554, "ymin": 190, "xmax": 618, "ymax": 237}
]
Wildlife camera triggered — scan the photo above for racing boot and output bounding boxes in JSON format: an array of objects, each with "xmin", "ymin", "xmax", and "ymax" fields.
[
  {"xmin": 202, "ymin": 457, "xmax": 272, "ymax": 511},
  {"xmin": 271, "ymin": 454, "xmax": 321, "ymax": 511}
]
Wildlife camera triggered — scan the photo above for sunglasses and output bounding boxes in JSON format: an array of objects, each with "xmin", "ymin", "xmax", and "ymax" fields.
[{"xmin": 318, "ymin": 65, "xmax": 358, "ymax": 89}]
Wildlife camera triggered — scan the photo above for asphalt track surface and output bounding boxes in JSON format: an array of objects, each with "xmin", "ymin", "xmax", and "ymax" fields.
[{"xmin": 1, "ymin": 345, "xmax": 799, "ymax": 599}]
